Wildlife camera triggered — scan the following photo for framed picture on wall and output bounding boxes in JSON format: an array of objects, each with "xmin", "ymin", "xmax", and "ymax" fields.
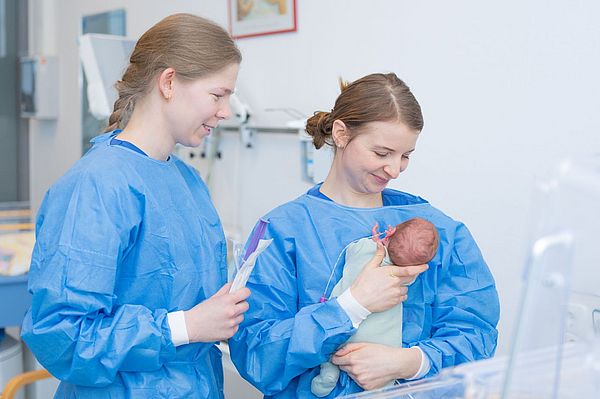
[{"xmin": 228, "ymin": 0, "xmax": 297, "ymax": 39}]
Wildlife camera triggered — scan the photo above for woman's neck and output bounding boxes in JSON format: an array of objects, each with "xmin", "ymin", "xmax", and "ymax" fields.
[
  {"xmin": 117, "ymin": 102, "xmax": 174, "ymax": 161},
  {"xmin": 320, "ymin": 171, "xmax": 383, "ymax": 208}
]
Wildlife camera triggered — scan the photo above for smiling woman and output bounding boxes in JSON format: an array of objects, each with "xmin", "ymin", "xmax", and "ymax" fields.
[
  {"xmin": 229, "ymin": 73, "xmax": 500, "ymax": 398},
  {"xmin": 21, "ymin": 13, "xmax": 251, "ymax": 399},
  {"xmin": 153, "ymin": 62, "xmax": 239, "ymax": 149},
  {"xmin": 323, "ymin": 119, "xmax": 418, "ymax": 198},
  {"xmin": 104, "ymin": 14, "xmax": 241, "ymax": 159},
  {"xmin": 309, "ymin": 74, "xmax": 423, "ymax": 208}
]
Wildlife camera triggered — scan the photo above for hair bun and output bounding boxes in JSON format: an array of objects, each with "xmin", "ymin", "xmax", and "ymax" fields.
[{"xmin": 305, "ymin": 111, "xmax": 332, "ymax": 150}]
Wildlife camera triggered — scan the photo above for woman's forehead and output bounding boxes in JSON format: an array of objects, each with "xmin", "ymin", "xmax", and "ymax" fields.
[{"xmin": 355, "ymin": 120, "xmax": 419, "ymax": 146}]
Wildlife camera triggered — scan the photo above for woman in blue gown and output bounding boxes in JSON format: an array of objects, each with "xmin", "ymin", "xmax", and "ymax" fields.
[
  {"xmin": 229, "ymin": 73, "xmax": 500, "ymax": 398},
  {"xmin": 21, "ymin": 13, "xmax": 250, "ymax": 398}
]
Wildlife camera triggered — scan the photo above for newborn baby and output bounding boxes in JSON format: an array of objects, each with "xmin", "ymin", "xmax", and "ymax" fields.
[{"xmin": 311, "ymin": 217, "xmax": 439, "ymax": 397}]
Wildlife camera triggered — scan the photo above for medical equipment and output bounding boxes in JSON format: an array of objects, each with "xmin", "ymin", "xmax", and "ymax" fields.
[
  {"xmin": 261, "ymin": 107, "xmax": 333, "ymax": 184},
  {"xmin": 229, "ymin": 219, "xmax": 272, "ymax": 292},
  {"xmin": 337, "ymin": 342, "xmax": 598, "ymax": 399},
  {"xmin": 243, "ymin": 219, "xmax": 269, "ymax": 260},
  {"xmin": 19, "ymin": 56, "xmax": 58, "ymax": 119},
  {"xmin": 233, "ymin": 93, "xmax": 255, "ymax": 148},
  {"xmin": 230, "ymin": 239, "xmax": 272, "ymax": 292},
  {"xmin": 337, "ymin": 156, "xmax": 600, "ymax": 399},
  {"xmin": 287, "ymin": 117, "xmax": 333, "ymax": 184},
  {"xmin": 79, "ymin": 34, "xmax": 134, "ymax": 120}
]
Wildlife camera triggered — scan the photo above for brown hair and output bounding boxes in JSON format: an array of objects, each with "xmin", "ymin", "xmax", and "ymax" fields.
[
  {"xmin": 387, "ymin": 217, "xmax": 439, "ymax": 266},
  {"xmin": 105, "ymin": 13, "xmax": 242, "ymax": 132},
  {"xmin": 305, "ymin": 73, "xmax": 423, "ymax": 149}
]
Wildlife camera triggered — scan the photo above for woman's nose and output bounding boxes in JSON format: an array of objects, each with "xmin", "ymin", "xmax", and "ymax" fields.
[
  {"xmin": 383, "ymin": 162, "xmax": 401, "ymax": 179},
  {"xmin": 217, "ymin": 100, "xmax": 232, "ymax": 120}
]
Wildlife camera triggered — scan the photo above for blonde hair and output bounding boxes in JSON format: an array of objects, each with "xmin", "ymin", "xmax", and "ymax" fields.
[
  {"xmin": 105, "ymin": 13, "xmax": 241, "ymax": 132},
  {"xmin": 305, "ymin": 73, "xmax": 423, "ymax": 149}
]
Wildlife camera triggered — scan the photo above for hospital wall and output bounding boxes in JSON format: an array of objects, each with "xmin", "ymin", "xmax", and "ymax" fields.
[{"xmin": 28, "ymin": 0, "xmax": 600, "ymax": 360}]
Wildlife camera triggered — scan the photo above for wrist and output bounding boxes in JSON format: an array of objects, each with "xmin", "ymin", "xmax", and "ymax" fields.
[
  {"xmin": 337, "ymin": 288, "xmax": 371, "ymax": 328},
  {"xmin": 183, "ymin": 310, "xmax": 191, "ymax": 341},
  {"xmin": 400, "ymin": 347, "xmax": 424, "ymax": 380},
  {"xmin": 349, "ymin": 286, "xmax": 371, "ymax": 312}
]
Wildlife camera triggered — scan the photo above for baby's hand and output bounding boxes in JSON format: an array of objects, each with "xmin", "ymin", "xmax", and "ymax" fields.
[
  {"xmin": 371, "ymin": 223, "xmax": 397, "ymax": 246},
  {"xmin": 382, "ymin": 225, "xmax": 396, "ymax": 246},
  {"xmin": 371, "ymin": 223, "xmax": 381, "ymax": 242}
]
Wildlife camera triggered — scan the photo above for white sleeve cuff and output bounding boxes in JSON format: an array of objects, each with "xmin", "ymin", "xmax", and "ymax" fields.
[
  {"xmin": 167, "ymin": 310, "xmax": 190, "ymax": 347},
  {"xmin": 405, "ymin": 346, "xmax": 431, "ymax": 380},
  {"xmin": 337, "ymin": 289, "xmax": 371, "ymax": 328}
]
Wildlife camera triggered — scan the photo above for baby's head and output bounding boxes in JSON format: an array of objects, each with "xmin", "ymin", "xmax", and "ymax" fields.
[{"xmin": 387, "ymin": 218, "xmax": 439, "ymax": 266}]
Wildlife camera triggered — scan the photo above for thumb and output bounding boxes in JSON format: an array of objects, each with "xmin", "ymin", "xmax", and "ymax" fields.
[
  {"xmin": 213, "ymin": 282, "xmax": 232, "ymax": 297},
  {"xmin": 364, "ymin": 242, "xmax": 385, "ymax": 269}
]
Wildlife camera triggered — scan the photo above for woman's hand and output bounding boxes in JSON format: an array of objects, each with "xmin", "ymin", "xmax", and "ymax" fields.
[
  {"xmin": 350, "ymin": 243, "xmax": 428, "ymax": 312},
  {"xmin": 184, "ymin": 283, "xmax": 250, "ymax": 343},
  {"xmin": 331, "ymin": 343, "xmax": 422, "ymax": 390}
]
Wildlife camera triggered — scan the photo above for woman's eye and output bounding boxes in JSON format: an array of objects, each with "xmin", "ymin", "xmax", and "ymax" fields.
[
  {"xmin": 375, "ymin": 152, "xmax": 389, "ymax": 157},
  {"xmin": 402, "ymin": 154, "xmax": 411, "ymax": 160},
  {"xmin": 211, "ymin": 93, "xmax": 223, "ymax": 100}
]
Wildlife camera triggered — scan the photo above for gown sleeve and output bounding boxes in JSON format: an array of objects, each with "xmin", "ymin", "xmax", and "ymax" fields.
[
  {"xmin": 415, "ymin": 222, "xmax": 500, "ymax": 377},
  {"xmin": 229, "ymin": 217, "xmax": 356, "ymax": 395},
  {"xmin": 21, "ymin": 170, "xmax": 176, "ymax": 386}
]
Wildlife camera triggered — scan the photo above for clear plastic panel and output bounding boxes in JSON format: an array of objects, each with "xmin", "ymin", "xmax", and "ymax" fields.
[
  {"xmin": 337, "ymin": 157, "xmax": 600, "ymax": 399},
  {"xmin": 503, "ymin": 157, "xmax": 600, "ymax": 398}
]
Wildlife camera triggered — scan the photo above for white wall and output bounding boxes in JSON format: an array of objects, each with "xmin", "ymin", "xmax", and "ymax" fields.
[{"xmin": 30, "ymin": 0, "xmax": 600, "ymax": 361}]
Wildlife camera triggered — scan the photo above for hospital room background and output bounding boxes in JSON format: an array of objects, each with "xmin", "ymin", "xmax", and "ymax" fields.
[{"xmin": 1, "ymin": 0, "xmax": 599, "ymax": 397}]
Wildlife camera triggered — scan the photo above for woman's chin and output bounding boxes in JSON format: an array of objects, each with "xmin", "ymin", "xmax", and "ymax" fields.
[{"xmin": 184, "ymin": 134, "xmax": 207, "ymax": 148}]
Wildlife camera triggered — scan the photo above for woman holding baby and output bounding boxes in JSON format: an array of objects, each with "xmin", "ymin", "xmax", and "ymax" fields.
[{"xmin": 229, "ymin": 72, "xmax": 500, "ymax": 398}]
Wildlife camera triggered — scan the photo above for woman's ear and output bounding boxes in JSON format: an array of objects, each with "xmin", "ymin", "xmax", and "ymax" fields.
[
  {"xmin": 158, "ymin": 67, "xmax": 176, "ymax": 100},
  {"xmin": 332, "ymin": 119, "xmax": 350, "ymax": 149}
]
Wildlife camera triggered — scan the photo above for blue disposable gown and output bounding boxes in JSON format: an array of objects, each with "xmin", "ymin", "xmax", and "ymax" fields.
[
  {"xmin": 21, "ymin": 132, "xmax": 227, "ymax": 398},
  {"xmin": 229, "ymin": 188, "xmax": 500, "ymax": 398}
]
